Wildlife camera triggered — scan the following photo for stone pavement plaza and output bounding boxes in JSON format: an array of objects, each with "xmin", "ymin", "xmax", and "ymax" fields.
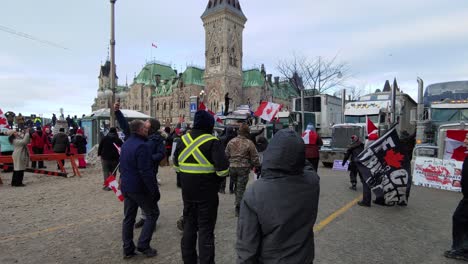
[{"xmin": 0, "ymin": 164, "xmax": 462, "ymax": 264}]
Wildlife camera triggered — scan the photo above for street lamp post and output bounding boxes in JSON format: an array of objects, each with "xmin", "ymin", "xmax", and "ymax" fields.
[{"xmin": 109, "ymin": 0, "xmax": 117, "ymax": 126}]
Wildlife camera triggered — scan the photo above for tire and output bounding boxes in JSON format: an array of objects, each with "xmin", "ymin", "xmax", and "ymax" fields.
[{"xmin": 322, "ymin": 162, "xmax": 333, "ymax": 168}]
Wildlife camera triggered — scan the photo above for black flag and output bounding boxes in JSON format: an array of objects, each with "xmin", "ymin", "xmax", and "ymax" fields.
[{"xmin": 355, "ymin": 126, "xmax": 411, "ymax": 206}]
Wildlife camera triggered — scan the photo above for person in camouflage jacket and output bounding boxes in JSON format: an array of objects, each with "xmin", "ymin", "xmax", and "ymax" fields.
[{"xmin": 225, "ymin": 123, "xmax": 260, "ymax": 216}]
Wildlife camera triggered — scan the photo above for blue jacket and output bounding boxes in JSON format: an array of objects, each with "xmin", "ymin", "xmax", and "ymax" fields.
[
  {"xmin": 147, "ymin": 133, "xmax": 165, "ymax": 173},
  {"xmin": 120, "ymin": 134, "xmax": 159, "ymax": 199}
]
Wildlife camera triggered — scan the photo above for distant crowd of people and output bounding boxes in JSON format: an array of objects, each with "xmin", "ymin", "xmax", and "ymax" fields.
[{"xmin": 0, "ymin": 125, "xmax": 88, "ymax": 187}]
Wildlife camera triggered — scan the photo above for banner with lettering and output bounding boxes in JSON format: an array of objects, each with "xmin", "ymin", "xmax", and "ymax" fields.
[
  {"xmin": 413, "ymin": 157, "xmax": 462, "ymax": 192},
  {"xmin": 355, "ymin": 126, "xmax": 411, "ymax": 206}
]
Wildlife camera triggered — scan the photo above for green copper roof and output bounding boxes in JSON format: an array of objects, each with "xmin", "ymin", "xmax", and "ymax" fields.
[
  {"xmin": 115, "ymin": 85, "xmax": 128, "ymax": 93},
  {"xmin": 269, "ymin": 80, "xmax": 299, "ymax": 100},
  {"xmin": 183, "ymin": 67, "xmax": 205, "ymax": 86},
  {"xmin": 242, "ymin": 69, "xmax": 265, "ymax": 87},
  {"xmin": 135, "ymin": 63, "xmax": 177, "ymax": 86}
]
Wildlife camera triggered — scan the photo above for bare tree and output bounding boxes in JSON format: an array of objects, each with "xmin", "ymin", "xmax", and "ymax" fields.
[
  {"xmin": 347, "ymin": 85, "xmax": 366, "ymax": 101},
  {"xmin": 277, "ymin": 54, "xmax": 351, "ymax": 94}
]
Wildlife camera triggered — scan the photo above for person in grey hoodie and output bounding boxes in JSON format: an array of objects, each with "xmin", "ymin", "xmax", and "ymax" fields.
[{"xmin": 236, "ymin": 129, "xmax": 320, "ymax": 264}]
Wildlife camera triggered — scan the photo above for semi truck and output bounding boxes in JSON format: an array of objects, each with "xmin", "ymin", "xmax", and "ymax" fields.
[
  {"xmin": 412, "ymin": 79, "xmax": 468, "ymax": 162},
  {"xmin": 319, "ymin": 87, "xmax": 417, "ymax": 167},
  {"xmin": 291, "ymin": 93, "xmax": 343, "ymax": 138}
]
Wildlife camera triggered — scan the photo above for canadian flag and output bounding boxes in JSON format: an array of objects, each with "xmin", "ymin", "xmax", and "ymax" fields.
[
  {"xmin": 366, "ymin": 117, "xmax": 378, "ymax": 137},
  {"xmin": 254, "ymin": 102, "xmax": 282, "ymax": 122},
  {"xmin": 302, "ymin": 129, "xmax": 318, "ymax": 145},
  {"xmin": 151, "ymin": 43, "xmax": 158, "ymax": 48},
  {"xmin": 444, "ymin": 130, "xmax": 468, "ymax": 161},
  {"xmin": 0, "ymin": 108, "xmax": 9, "ymax": 129},
  {"xmin": 104, "ymin": 175, "xmax": 124, "ymax": 202},
  {"xmin": 198, "ymin": 102, "xmax": 223, "ymax": 124}
]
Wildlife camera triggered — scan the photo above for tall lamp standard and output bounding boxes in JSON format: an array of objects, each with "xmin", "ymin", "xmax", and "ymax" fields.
[{"xmin": 109, "ymin": 0, "xmax": 117, "ymax": 125}]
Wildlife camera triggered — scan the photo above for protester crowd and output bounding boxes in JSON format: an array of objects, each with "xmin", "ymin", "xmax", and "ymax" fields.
[
  {"xmin": 1, "ymin": 105, "xmax": 467, "ymax": 263},
  {"xmin": 0, "ymin": 111, "xmax": 89, "ymax": 187}
]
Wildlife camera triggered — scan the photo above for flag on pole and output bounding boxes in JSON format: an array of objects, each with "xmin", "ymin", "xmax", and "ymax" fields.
[
  {"xmin": 444, "ymin": 130, "xmax": 468, "ymax": 161},
  {"xmin": 366, "ymin": 117, "xmax": 378, "ymax": 137},
  {"xmin": 0, "ymin": 108, "xmax": 9, "ymax": 129},
  {"xmin": 355, "ymin": 126, "xmax": 410, "ymax": 206},
  {"xmin": 104, "ymin": 175, "xmax": 124, "ymax": 202},
  {"xmin": 254, "ymin": 102, "xmax": 282, "ymax": 122},
  {"xmin": 302, "ymin": 129, "xmax": 318, "ymax": 145},
  {"xmin": 198, "ymin": 102, "xmax": 223, "ymax": 124},
  {"xmin": 151, "ymin": 43, "xmax": 158, "ymax": 48}
]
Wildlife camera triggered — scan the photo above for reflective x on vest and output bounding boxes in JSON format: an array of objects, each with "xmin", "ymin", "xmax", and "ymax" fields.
[{"xmin": 178, "ymin": 134, "xmax": 217, "ymax": 174}]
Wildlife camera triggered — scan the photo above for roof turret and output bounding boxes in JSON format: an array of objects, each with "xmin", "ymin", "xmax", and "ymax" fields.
[{"xmin": 202, "ymin": 0, "xmax": 246, "ymax": 20}]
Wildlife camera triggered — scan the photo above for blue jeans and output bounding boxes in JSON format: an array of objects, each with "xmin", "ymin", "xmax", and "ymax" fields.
[{"xmin": 122, "ymin": 192, "xmax": 160, "ymax": 254}]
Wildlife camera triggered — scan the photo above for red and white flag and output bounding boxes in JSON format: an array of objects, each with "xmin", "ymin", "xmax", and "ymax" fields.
[
  {"xmin": 104, "ymin": 175, "xmax": 124, "ymax": 202},
  {"xmin": 151, "ymin": 43, "xmax": 158, "ymax": 48},
  {"xmin": 198, "ymin": 102, "xmax": 223, "ymax": 124},
  {"xmin": 113, "ymin": 143, "xmax": 121, "ymax": 155},
  {"xmin": 444, "ymin": 130, "xmax": 468, "ymax": 161},
  {"xmin": 366, "ymin": 117, "xmax": 378, "ymax": 137},
  {"xmin": 254, "ymin": 102, "xmax": 282, "ymax": 122},
  {"xmin": 0, "ymin": 108, "xmax": 9, "ymax": 129},
  {"xmin": 302, "ymin": 129, "xmax": 318, "ymax": 145}
]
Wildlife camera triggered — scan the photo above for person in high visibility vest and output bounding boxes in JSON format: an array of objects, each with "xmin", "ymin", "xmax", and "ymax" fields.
[{"xmin": 173, "ymin": 110, "xmax": 229, "ymax": 264}]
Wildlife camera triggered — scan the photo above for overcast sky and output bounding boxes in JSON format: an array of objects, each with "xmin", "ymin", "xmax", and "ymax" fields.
[{"xmin": 1, "ymin": 0, "xmax": 467, "ymax": 117}]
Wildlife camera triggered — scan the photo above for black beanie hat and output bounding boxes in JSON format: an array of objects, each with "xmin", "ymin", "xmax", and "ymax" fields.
[{"xmin": 193, "ymin": 110, "xmax": 214, "ymax": 130}]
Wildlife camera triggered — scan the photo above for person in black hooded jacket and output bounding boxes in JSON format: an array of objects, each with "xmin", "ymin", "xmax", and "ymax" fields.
[
  {"xmin": 236, "ymin": 129, "xmax": 320, "ymax": 264},
  {"xmin": 173, "ymin": 110, "xmax": 229, "ymax": 264},
  {"xmin": 98, "ymin": 127, "xmax": 123, "ymax": 190}
]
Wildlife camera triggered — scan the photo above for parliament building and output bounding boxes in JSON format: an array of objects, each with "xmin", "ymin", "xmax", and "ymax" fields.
[{"xmin": 92, "ymin": 0, "xmax": 298, "ymax": 124}]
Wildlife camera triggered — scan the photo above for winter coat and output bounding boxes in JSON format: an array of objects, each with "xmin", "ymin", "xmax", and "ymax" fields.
[
  {"xmin": 342, "ymin": 141, "xmax": 365, "ymax": 172},
  {"xmin": 115, "ymin": 110, "xmax": 130, "ymax": 140},
  {"xmin": 305, "ymin": 132, "xmax": 323, "ymax": 159},
  {"xmin": 12, "ymin": 133, "xmax": 31, "ymax": 171},
  {"xmin": 0, "ymin": 135, "xmax": 14, "ymax": 153},
  {"xmin": 236, "ymin": 129, "xmax": 320, "ymax": 264},
  {"xmin": 31, "ymin": 131, "xmax": 48, "ymax": 149},
  {"xmin": 220, "ymin": 127, "xmax": 237, "ymax": 148},
  {"xmin": 98, "ymin": 132, "xmax": 123, "ymax": 161},
  {"xmin": 72, "ymin": 134, "xmax": 87, "ymax": 154},
  {"xmin": 225, "ymin": 135, "xmax": 260, "ymax": 168},
  {"xmin": 120, "ymin": 134, "xmax": 159, "ymax": 200},
  {"xmin": 173, "ymin": 129, "xmax": 230, "ymax": 201},
  {"xmin": 52, "ymin": 132, "xmax": 70, "ymax": 153},
  {"xmin": 146, "ymin": 132, "xmax": 165, "ymax": 175}
]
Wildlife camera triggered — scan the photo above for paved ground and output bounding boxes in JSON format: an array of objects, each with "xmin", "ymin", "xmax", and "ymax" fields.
[{"xmin": 0, "ymin": 162, "xmax": 463, "ymax": 264}]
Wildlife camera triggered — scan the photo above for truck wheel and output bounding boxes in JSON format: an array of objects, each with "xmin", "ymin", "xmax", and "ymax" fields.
[{"xmin": 322, "ymin": 162, "xmax": 333, "ymax": 168}]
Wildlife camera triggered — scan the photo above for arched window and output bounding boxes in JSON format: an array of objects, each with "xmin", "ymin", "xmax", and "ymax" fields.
[
  {"xmin": 163, "ymin": 102, "xmax": 167, "ymax": 110},
  {"xmin": 156, "ymin": 103, "xmax": 159, "ymax": 110}
]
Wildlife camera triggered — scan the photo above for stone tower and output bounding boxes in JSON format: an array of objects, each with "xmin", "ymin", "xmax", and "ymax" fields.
[{"xmin": 201, "ymin": 0, "xmax": 247, "ymax": 114}]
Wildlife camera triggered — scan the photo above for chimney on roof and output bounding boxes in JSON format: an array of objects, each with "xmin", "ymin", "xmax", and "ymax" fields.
[
  {"xmin": 274, "ymin": 77, "xmax": 280, "ymax": 86},
  {"xmin": 266, "ymin": 74, "xmax": 272, "ymax": 83}
]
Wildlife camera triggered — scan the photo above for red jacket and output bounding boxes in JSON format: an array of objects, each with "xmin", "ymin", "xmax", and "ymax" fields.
[
  {"xmin": 31, "ymin": 131, "xmax": 48, "ymax": 149},
  {"xmin": 305, "ymin": 134, "xmax": 323, "ymax": 159}
]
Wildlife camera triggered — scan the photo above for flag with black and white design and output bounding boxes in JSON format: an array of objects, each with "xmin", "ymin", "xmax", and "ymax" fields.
[{"xmin": 355, "ymin": 126, "xmax": 411, "ymax": 206}]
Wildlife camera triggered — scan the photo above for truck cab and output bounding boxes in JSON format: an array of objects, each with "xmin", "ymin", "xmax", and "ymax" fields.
[
  {"xmin": 319, "ymin": 90, "xmax": 416, "ymax": 167},
  {"xmin": 412, "ymin": 80, "xmax": 468, "ymax": 168}
]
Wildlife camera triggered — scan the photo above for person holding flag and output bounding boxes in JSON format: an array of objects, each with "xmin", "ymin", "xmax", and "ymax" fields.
[
  {"xmin": 120, "ymin": 120, "xmax": 159, "ymax": 259},
  {"xmin": 444, "ymin": 133, "xmax": 468, "ymax": 261},
  {"xmin": 302, "ymin": 124, "xmax": 323, "ymax": 172}
]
